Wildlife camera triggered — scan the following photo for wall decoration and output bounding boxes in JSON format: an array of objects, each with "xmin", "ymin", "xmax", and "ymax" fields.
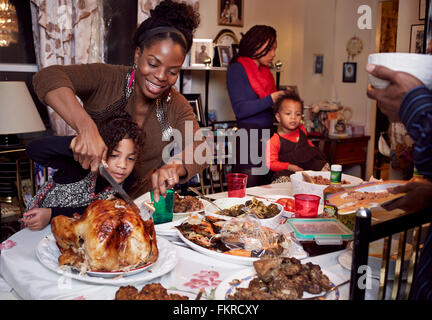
[
  {"xmin": 313, "ymin": 54, "xmax": 323, "ymax": 74},
  {"xmin": 342, "ymin": 62, "xmax": 357, "ymax": 83},
  {"xmin": 190, "ymin": 39, "xmax": 213, "ymax": 66},
  {"xmin": 183, "ymin": 93, "xmax": 206, "ymax": 126},
  {"xmin": 218, "ymin": 0, "xmax": 243, "ymax": 27},
  {"xmin": 426, "ymin": 0, "xmax": 432, "ymax": 50},
  {"xmin": 217, "ymin": 45, "xmax": 233, "ymax": 67},
  {"xmin": 409, "ymin": 24, "xmax": 425, "ymax": 53}
]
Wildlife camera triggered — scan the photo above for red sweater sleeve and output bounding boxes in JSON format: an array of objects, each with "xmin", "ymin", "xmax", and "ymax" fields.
[{"xmin": 266, "ymin": 134, "xmax": 290, "ymax": 172}]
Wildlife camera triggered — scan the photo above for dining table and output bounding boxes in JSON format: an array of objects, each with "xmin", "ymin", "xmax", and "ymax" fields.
[{"xmin": 0, "ymin": 183, "xmax": 393, "ymax": 300}]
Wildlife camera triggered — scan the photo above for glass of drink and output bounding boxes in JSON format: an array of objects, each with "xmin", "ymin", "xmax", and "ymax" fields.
[
  {"xmin": 150, "ymin": 189, "xmax": 174, "ymax": 224},
  {"xmin": 226, "ymin": 173, "xmax": 248, "ymax": 198},
  {"xmin": 294, "ymin": 194, "xmax": 321, "ymax": 218}
]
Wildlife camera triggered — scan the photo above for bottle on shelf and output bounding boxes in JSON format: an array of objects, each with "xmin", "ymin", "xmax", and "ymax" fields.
[{"xmin": 323, "ymin": 164, "xmax": 345, "ymax": 217}]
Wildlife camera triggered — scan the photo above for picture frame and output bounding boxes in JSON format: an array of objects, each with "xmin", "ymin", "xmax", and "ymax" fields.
[
  {"xmin": 183, "ymin": 93, "xmax": 206, "ymax": 127},
  {"xmin": 218, "ymin": 0, "xmax": 244, "ymax": 27},
  {"xmin": 409, "ymin": 24, "xmax": 425, "ymax": 53},
  {"xmin": 426, "ymin": 0, "xmax": 432, "ymax": 50},
  {"xmin": 191, "ymin": 39, "xmax": 213, "ymax": 67},
  {"xmin": 419, "ymin": 0, "xmax": 427, "ymax": 20},
  {"xmin": 217, "ymin": 45, "xmax": 233, "ymax": 67},
  {"xmin": 342, "ymin": 62, "xmax": 357, "ymax": 83},
  {"xmin": 313, "ymin": 54, "xmax": 324, "ymax": 74}
]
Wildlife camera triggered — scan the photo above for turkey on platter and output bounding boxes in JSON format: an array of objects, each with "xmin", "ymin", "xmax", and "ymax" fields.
[{"xmin": 51, "ymin": 199, "xmax": 158, "ymax": 272}]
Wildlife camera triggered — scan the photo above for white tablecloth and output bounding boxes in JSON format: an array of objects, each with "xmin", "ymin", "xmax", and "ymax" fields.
[{"xmin": 0, "ymin": 183, "xmax": 360, "ymax": 300}]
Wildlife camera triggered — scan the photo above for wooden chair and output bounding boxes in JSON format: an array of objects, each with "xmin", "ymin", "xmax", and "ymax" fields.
[{"xmin": 349, "ymin": 207, "xmax": 432, "ymax": 300}]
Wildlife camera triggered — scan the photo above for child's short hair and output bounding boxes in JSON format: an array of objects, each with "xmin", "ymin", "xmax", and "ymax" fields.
[
  {"xmin": 98, "ymin": 113, "xmax": 144, "ymax": 157},
  {"xmin": 273, "ymin": 90, "xmax": 304, "ymax": 114}
]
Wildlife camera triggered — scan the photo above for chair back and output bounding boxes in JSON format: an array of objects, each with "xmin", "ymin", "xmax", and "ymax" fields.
[{"xmin": 350, "ymin": 206, "xmax": 432, "ymax": 300}]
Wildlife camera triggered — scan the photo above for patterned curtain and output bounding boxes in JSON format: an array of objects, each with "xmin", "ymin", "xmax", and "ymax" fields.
[
  {"xmin": 30, "ymin": 0, "xmax": 104, "ymax": 136},
  {"xmin": 137, "ymin": 0, "xmax": 199, "ymax": 24}
]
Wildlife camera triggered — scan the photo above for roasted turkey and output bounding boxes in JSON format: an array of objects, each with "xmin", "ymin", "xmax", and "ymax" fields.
[{"xmin": 51, "ymin": 198, "xmax": 158, "ymax": 272}]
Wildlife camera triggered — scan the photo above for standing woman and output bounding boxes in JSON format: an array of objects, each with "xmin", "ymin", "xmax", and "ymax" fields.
[
  {"xmin": 32, "ymin": 0, "xmax": 206, "ymax": 201},
  {"xmin": 226, "ymin": 25, "xmax": 286, "ymax": 187}
]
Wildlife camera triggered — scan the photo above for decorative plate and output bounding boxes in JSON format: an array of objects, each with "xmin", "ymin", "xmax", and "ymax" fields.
[
  {"xmin": 36, "ymin": 234, "xmax": 177, "ymax": 285},
  {"xmin": 214, "ymin": 267, "xmax": 346, "ymax": 300}
]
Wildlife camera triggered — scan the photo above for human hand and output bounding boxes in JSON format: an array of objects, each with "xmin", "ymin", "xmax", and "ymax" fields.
[
  {"xmin": 151, "ymin": 162, "xmax": 186, "ymax": 202},
  {"xmin": 366, "ymin": 64, "xmax": 424, "ymax": 122},
  {"xmin": 22, "ymin": 208, "xmax": 52, "ymax": 231},
  {"xmin": 288, "ymin": 164, "xmax": 303, "ymax": 172},
  {"xmin": 271, "ymin": 90, "xmax": 287, "ymax": 103},
  {"xmin": 70, "ymin": 122, "xmax": 108, "ymax": 173},
  {"xmin": 382, "ymin": 179, "xmax": 432, "ymax": 213}
]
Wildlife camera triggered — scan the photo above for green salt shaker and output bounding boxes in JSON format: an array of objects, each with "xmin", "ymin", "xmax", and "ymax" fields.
[{"xmin": 150, "ymin": 189, "xmax": 174, "ymax": 224}]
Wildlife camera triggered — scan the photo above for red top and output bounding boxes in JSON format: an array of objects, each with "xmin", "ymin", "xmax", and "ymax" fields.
[{"xmin": 266, "ymin": 125, "xmax": 315, "ymax": 171}]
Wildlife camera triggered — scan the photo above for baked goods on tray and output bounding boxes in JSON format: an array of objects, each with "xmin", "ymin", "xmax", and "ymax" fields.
[{"xmin": 115, "ymin": 283, "xmax": 188, "ymax": 300}]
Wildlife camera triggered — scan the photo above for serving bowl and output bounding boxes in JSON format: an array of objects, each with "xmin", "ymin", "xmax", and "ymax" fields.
[
  {"xmin": 290, "ymin": 171, "xmax": 363, "ymax": 204},
  {"xmin": 204, "ymin": 197, "xmax": 284, "ymax": 229},
  {"xmin": 368, "ymin": 53, "xmax": 432, "ymax": 89}
]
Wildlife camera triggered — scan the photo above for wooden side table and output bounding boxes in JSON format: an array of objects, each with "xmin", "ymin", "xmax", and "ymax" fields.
[{"xmin": 320, "ymin": 135, "xmax": 370, "ymax": 180}]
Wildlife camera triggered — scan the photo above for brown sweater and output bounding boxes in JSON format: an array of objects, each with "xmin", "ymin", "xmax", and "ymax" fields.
[{"xmin": 33, "ymin": 63, "xmax": 208, "ymax": 198}]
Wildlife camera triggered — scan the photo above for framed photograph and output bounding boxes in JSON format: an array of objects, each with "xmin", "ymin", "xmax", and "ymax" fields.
[
  {"xmin": 218, "ymin": 0, "xmax": 244, "ymax": 27},
  {"xmin": 183, "ymin": 93, "xmax": 206, "ymax": 127},
  {"xmin": 342, "ymin": 62, "xmax": 357, "ymax": 83},
  {"xmin": 191, "ymin": 39, "xmax": 213, "ymax": 66},
  {"xmin": 217, "ymin": 45, "xmax": 233, "ymax": 67},
  {"xmin": 410, "ymin": 24, "xmax": 425, "ymax": 53},
  {"xmin": 426, "ymin": 0, "xmax": 432, "ymax": 50},
  {"xmin": 313, "ymin": 54, "xmax": 324, "ymax": 74},
  {"xmin": 419, "ymin": 0, "xmax": 427, "ymax": 20}
]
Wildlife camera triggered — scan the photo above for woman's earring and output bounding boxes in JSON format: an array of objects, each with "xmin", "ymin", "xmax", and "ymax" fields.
[{"xmin": 166, "ymin": 90, "xmax": 172, "ymax": 103}]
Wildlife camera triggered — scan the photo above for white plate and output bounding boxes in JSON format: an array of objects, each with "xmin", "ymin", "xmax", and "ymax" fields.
[
  {"xmin": 214, "ymin": 267, "xmax": 345, "ymax": 300},
  {"xmin": 204, "ymin": 197, "xmax": 284, "ymax": 229},
  {"xmin": 155, "ymin": 217, "xmax": 187, "ymax": 237},
  {"xmin": 36, "ymin": 234, "xmax": 177, "ymax": 285},
  {"xmin": 177, "ymin": 230, "xmax": 307, "ymax": 266},
  {"xmin": 134, "ymin": 192, "xmax": 209, "ymax": 220}
]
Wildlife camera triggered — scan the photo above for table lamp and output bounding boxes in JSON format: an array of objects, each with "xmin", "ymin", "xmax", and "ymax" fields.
[{"xmin": 0, "ymin": 81, "xmax": 46, "ymax": 147}]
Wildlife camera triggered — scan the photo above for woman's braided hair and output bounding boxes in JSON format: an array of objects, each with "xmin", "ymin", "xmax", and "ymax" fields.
[
  {"xmin": 231, "ymin": 25, "xmax": 276, "ymax": 64},
  {"xmin": 133, "ymin": 0, "xmax": 200, "ymax": 53}
]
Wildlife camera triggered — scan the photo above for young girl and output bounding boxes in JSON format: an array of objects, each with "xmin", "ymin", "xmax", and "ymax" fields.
[
  {"xmin": 22, "ymin": 114, "xmax": 144, "ymax": 231},
  {"xmin": 267, "ymin": 91, "xmax": 329, "ymax": 183}
]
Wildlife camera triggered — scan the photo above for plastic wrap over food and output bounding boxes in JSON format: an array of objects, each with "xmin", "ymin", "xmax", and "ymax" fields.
[{"xmin": 213, "ymin": 214, "xmax": 296, "ymax": 258}]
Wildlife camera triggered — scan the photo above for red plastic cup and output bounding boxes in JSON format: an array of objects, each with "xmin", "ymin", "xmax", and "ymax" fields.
[
  {"xmin": 226, "ymin": 173, "xmax": 248, "ymax": 198},
  {"xmin": 294, "ymin": 194, "xmax": 321, "ymax": 218}
]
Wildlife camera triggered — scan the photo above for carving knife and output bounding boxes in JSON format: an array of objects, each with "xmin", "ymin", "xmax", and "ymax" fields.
[{"xmin": 98, "ymin": 163, "xmax": 155, "ymax": 219}]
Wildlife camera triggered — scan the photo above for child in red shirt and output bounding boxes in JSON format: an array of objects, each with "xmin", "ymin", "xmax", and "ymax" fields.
[{"xmin": 267, "ymin": 91, "xmax": 329, "ymax": 182}]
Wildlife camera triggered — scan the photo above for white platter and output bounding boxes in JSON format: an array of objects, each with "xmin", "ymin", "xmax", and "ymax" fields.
[
  {"xmin": 204, "ymin": 197, "xmax": 285, "ymax": 229},
  {"xmin": 154, "ymin": 217, "xmax": 187, "ymax": 237},
  {"xmin": 177, "ymin": 230, "xmax": 307, "ymax": 266},
  {"xmin": 36, "ymin": 234, "xmax": 177, "ymax": 285},
  {"xmin": 214, "ymin": 267, "xmax": 347, "ymax": 300}
]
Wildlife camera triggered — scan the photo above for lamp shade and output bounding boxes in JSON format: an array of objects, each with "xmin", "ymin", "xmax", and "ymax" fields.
[{"xmin": 0, "ymin": 81, "xmax": 46, "ymax": 135}]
